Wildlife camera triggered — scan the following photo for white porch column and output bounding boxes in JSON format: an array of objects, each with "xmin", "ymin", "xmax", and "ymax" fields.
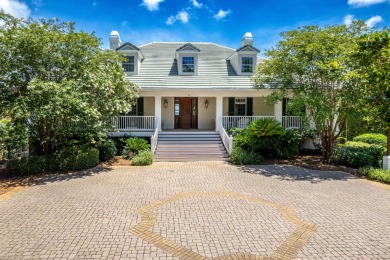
[
  {"xmin": 215, "ymin": 96, "xmax": 223, "ymax": 131},
  {"xmin": 274, "ymin": 101, "xmax": 283, "ymax": 123},
  {"xmin": 155, "ymin": 96, "xmax": 162, "ymax": 131}
]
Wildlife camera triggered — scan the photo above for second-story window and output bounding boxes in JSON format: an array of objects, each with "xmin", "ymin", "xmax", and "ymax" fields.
[
  {"xmin": 241, "ymin": 57, "xmax": 253, "ymax": 73},
  {"xmin": 123, "ymin": 56, "xmax": 135, "ymax": 72},
  {"xmin": 182, "ymin": 57, "xmax": 194, "ymax": 73}
]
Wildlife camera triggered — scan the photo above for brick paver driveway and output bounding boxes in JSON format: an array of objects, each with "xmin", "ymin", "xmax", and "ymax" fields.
[{"xmin": 1, "ymin": 162, "xmax": 390, "ymax": 259}]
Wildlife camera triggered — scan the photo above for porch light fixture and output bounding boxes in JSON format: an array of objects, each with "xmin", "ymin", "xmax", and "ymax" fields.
[
  {"xmin": 164, "ymin": 99, "xmax": 168, "ymax": 108},
  {"xmin": 204, "ymin": 99, "xmax": 209, "ymax": 109}
]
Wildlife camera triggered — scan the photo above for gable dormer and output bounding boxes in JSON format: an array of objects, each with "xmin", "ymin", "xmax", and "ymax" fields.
[
  {"xmin": 227, "ymin": 32, "xmax": 260, "ymax": 76},
  {"xmin": 110, "ymin": 31, "xmax": 144, "ymax": 75},
  {"xmin": 116, "ymin": 42, "xmax": 144, "ymax": 75},
  {"xmin": 176, "ymin": 43, "xmax": 200, "ymax": 76}
]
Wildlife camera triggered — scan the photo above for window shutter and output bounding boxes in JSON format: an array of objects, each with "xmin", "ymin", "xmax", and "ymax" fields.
[
  {"xmin": 282, "ymin": 98, "xmax": 288, "ymax": 116},
  {"xmin": 228, "ymin": 97, "xmax": 235, "ymax": 116},
  {"xmin": 246, "ymin": 97, "xmax": 253, "ymax": 116},
  {"xmin": 137, "ymin": 97, "xmax": 144, "ymax": 116}
]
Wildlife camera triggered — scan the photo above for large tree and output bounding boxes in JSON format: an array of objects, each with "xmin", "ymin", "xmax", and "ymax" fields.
[
  {"xmin": 252, "ymin": 22, "xmax": 369, "ymax": 161},
  {"xmin": 352, "ymin": 29, "xmax": 390, "ymax": 132},
  {"xmin": 0, "ymin": 12, "xmax": 138, "ymax": 155}
]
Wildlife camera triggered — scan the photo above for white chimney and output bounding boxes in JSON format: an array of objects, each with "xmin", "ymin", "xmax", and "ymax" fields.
[
  {"xmin": 241, "ymin": 32, "xmax": 253, "ymax": 47},
  {"xmin": 109, "ymin": 30, "xmax": 121, "ymax": 50}
]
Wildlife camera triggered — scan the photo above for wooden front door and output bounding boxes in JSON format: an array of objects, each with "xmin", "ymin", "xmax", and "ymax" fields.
[{"xmin": 174, "ymin": 97, "xmax": 198, "ymax": 129}]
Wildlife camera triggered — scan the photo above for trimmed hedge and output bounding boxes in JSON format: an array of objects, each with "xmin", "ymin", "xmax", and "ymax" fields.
[
  {"xmin": 353, "ymin": 133, "xmax": 387, "ymax": 148},
  {"xmin": 230, "ymin": 145, "xmax": 262, "ymax": 165},
  {"xmin": 7, "ymin": 147, "xmax": 99, "ymax": 176},
  {"xmin": 131, "ymin": 150, "xmax": 154, "ymax": 166},
  {"xmin": 330, "ymin": 141, "xmax": 384, "ymax": 168},
  {"xmin": 360, "ymin": 167, "xmax": 390, "ymax": 184}
]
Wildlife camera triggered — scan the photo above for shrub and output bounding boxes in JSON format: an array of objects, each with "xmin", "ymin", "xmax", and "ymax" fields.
[
  {"xmin": 110, "ymin": 137, "xmax": 127, "ymax": 156},
  {"xmin": 233, "ymin": 130, "xmax": 250, "ymax": 150},
  {"xmin": 330, "ymin": 141, "xmax": 384, "ymax": 168},
  {"xmin": 230, "ymin": 145, "xmax": 262, "ymax": 165},
  {"xmin": 277, "ymin": 129, "xmax": 301, "ymax": 158},
  {"xmin": 246, "ymin": 118, "xmax": 285, "ymax": 157},
  {"xmin": 353, "ymin": 133, "xmax": 387, "ymax": 148},
  {"xmin": 227, "ymin": 127, "xmax": 245, "ymax": 137},
  {"xmin": 122, "ymin": 137, "xmax": 150, "ymax": 159},
  {"xmin": 360, "ymin": 167, "xmax": 390, "ymax": 184},
  {"xmin": 56, "ymin": 147, "xmax": 99, "ymax": 171},
  {"xmin": 131, "ymin": 150, "xmax": 154, "ymax": 166},
  {"xmin": 6, "ymin": 146, "xmax": 99, "ymax": 176},
  {"xmin": 96, "ymin": 139, "xmax": 116, "ymax": 162}
]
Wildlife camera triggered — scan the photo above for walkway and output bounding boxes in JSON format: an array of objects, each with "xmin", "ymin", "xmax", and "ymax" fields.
[{"xmin": 0, "ymin": 162, "xmax": 389, "ymax": 259}]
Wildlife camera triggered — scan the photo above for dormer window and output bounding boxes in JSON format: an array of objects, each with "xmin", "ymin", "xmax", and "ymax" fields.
[
  {"xmin": 123, "ymin": 56, "xmax": 135, "ymax": 72},
  {"xmin": 182, "ymin": 57, "xmax": 195, "ymax": 73},
  {"xmin": 176, "ymin": 43, "xmax": 200, "ymax": 76},
  {"xmin": 115, "ymin": 41, "xmax": 144, "ymax": 75},
  {"xmin": 241, "ymin": 57, "xmax": 253, "ymax": 73}
]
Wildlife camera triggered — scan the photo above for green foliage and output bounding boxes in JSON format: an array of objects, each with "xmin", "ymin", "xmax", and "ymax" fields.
[
  {"xmin": 252, "ymin": 22, "xmax": 371, "ymax": 161},
  {"xmin": 96, "ymin": 139, "xmax": 116, "ymax": 162},
  {"xmin": 122, "ymin": 137, "xmax": 150, "ymax": 159},
  {"xmin": 232, "ymin": 118, "xmax": 301, "ymax": 159},
  {"xmin": 110, "ymin": 137, "xmax": 128, "ymax": 156},
  {"xmin": 277, "ymin": 129, "xmax": 301, "ymax": 158},
  {"xmin": 247, "ymin": 118, "xmax": 285, "ymax": 138},
  {"xmin": 6, "ymin": 147, "xmax": 99, "ymax": 176},
  {"xmin": 353, "ymin": 133, "xmax": 387, "ymax": 148},
  {"xmin": 227, "ymin": 127, "xmax": 245, "ymax": 137},
  {"xmin": 351, "ymin": 30, "xmax": 390, "ymax": 128},
  {"xmin": 330, "ymin": 141, "xmax": 384, "ymax": 168},
  {"xmin": 131, "ymin": 150, "xmax": 154, "ymax": 166},
  {"xmin": 230, "ymin": 145, "xmax": 262, "ymax": 165},
  {"xmin": 359, "ymin": 167, "xmax": 390, "ymax": 184},
  {"xmin": 0, "ymin": 12, "xmax": 138, "ymax": 155},
  {"xmin": 233, "ymin": 130, "xmax": 250, "ymax": 150}
]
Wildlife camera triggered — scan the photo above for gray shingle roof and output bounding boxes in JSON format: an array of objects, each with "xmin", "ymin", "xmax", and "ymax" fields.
[{"xmin": 125, "ymin": 42, "xmax": 260, "ymax": 90}]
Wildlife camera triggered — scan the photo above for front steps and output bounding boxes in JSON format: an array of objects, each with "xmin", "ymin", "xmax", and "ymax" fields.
[{"xmin": 154, "ymin": 131, "xmax": 229, "ymax": 162}]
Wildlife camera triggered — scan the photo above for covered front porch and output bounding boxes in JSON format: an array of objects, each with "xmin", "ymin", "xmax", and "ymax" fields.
[{"xmin": 108, "ymin": 91, "xmax": 302, "ymax": 136}]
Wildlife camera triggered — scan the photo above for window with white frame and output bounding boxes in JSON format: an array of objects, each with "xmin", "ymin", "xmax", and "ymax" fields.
[
  {"xmin": 235, "ymin": 98, "xmax": 246, "ymax": 116},
  {"xmin": 122, "ymin": 56, "xmax": 135, "ymax": 72},
  {"xmin": 182, "ymin": 57, "xmax": 195, "ymax": 73},
  {"xmin": 241, "ymin": 57, "xmax": 253, "ymax": 73}
]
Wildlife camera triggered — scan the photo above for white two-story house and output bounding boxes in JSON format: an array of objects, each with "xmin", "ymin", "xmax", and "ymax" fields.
[{"xmin": 108, "ymin": 31, "xmax": 301, "ymax": 157}]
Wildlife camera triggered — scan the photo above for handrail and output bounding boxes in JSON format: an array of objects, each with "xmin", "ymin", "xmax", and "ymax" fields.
[
  {"xmin": 150, "ymin": 117, "xmax": 159, "ymax": 154},
  {"xmin": 218, "ymin": 117, "xmax": 233, "ymax": 155}
]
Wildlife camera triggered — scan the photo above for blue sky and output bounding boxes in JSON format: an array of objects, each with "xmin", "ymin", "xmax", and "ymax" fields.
[{"xmin": 1, "ymin": 0, "xmax": 390, "ymax": 54}]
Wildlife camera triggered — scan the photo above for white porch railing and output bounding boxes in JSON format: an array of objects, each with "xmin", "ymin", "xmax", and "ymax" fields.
[
  {"xmin": 218, "ymin": 117, "xmax": 233, "ymax": 155},
  {"xmin": 150, "ymin": 117, "xmax": 159, "ymax": 154},
  {"xmin": 282, "ymin": 116, "xmax": 302, "ymax": 129},
  {"xmin": 222, "ymin": 116, "xmax": 276, "ymax": 130},
  {"xmin": 222, "ymin": 116, "xmax": 302, "ymax": 130},
  {"xmin": 111, "ymin": 116, "xmax": 155, "ymax": 131}
]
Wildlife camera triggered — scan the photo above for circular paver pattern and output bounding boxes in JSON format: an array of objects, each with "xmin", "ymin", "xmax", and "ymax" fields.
[{"xmin": 0, "ymin": 162, "xmax": 390, "ymax": 259}]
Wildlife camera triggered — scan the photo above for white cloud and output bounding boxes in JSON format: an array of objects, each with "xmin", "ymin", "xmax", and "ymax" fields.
[
  {"xmin": 0, "ymin": 0, "xmax": 31, "ymax": 19},
  {"xmin": 347, "ymin": 0, "xmax": 388, "ymax": 8},
  {"xmin": 141, "ymin": 0, "xmax": 164, "ymax": 11},
  {"xmin": 365, "ymin": 15, "xmax": 383, "ymax": 27},
  {"xmin": 176, "ymin": 10, "xmax": 189, "ymax": 23},
  {"xmin": 343, "ymin": 14, "xmax": 356, "ymax": 26},
  {"xmin": 213, "ymin": 9, "xmax": 231, "ymax": 21},
  {"xmin": 166, "ymin": 10, "xmax": 190, "ymax": 25},
  {"xmin": 166, "ymin": 15, "xmax": 176, "ymax": 25},
  {"xmin": 191, "ymin": 0, "xmax": 203, "ymax": 8},
  {"xmin": 121, "ymin": 20, "xmax": 128, "ymax": 27}
]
